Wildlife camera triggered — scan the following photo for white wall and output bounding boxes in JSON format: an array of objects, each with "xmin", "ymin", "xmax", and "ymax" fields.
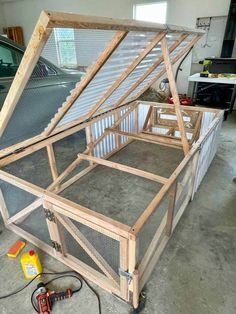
[
  {"xmin": 0, "ymin": 3, "xmax": 6, "ymax": 33},
  {"xmin": 1, "ymin": 0, "xmax": 134, "ymax": 43}
]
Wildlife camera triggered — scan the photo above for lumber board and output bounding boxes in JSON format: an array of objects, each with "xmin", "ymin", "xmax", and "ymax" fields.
[
  {"xmin": 161, "ymin": 37, "xmax": 189, "ymax": 155},
  {"xmin": 165, "ymin": 182, "xmax": 177, "ymax": 236},
  {"xmin": 43, "ymin": 200, "xmax": 67, "ymax": 257},
  {"xmin": 46, "ymin": 144, "xmax": 58, "ymax": 181},
  {"xmin": 107, "ymin": 128, "xmax": 182, "ymax": 147},
  {"xmin": 78, "ymin": 153, "xmax": 168, "ymax": 184},
  {"xmin": 0, "ymin": 189, "xmax": 10, "ymax": 224},
  {"xmin": 120, "ymin": 237, "xmax": 129, "ymax": 301},
  {"xmin": 7, "ymin": 198, "xmax": 42, "ymax": 224},
  {"xmin": 0, "ymin": 11, "xmax": 51, "ymax": 137},
  {"xmin": 45, "ymin": 11, "xmax": 204, "ymax": 35}
]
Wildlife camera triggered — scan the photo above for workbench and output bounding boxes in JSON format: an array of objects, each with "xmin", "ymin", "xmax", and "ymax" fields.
[{"xmin": 189, "ymin": 73, "xmax": 236, "ymax": 117}]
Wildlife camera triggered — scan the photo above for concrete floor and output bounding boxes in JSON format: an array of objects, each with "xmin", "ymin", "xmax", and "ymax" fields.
[{"xmin": 0, "ymin": 112, "xmax": 236, "ymax": 313}]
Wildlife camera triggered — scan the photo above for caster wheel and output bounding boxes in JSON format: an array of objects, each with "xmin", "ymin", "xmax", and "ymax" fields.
[{"xmin": 131, "ymin": 291, "xmax": 147, "ymax": 314}]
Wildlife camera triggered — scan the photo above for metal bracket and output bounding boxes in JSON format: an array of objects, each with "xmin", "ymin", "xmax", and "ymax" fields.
[
  {"xmin": 119, "ymin": 268, "xmax": 133, "ymax": 284},
  {"xmin": 51, "ymin": 240, "xmax": 62, "ymax": 253},
  {"xmin": 44, "ymin": 209, "xmax": 55, "ymax": 222}
]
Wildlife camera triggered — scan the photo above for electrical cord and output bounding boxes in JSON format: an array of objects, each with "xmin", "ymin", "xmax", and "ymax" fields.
[{"xmin": 0, "ymin": 271, "xmax": 101, "ymax": 314}]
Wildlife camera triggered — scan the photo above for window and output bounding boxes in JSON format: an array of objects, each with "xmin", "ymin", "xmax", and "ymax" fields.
[
  {"xmin": 0, "ymin": 43, "xmax": 23, "ymax": 78},
  {"xmin": 134, "ymin": 2, "xmax": 167, "ymax": 24},
  {"xmin": 0, "ymin": 42, "xmax": 56, "ymax": 78},
  {"xmin": 54, "ymin": 28, "xmax": 77, "ymax": 67}
]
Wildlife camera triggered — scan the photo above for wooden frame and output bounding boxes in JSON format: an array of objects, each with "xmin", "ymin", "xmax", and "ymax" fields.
[{"xmin": 0, "ymin": 11, "xmax": 223, "ymax": 310}]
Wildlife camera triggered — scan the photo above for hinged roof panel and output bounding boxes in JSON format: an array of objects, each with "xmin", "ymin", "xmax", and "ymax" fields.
[{"xmin": 0, "ymin": 11, "xmax": 204, "ymax": 151}]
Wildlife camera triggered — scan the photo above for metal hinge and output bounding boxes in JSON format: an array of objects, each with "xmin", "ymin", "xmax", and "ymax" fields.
[
  {"xmin": 51, "ymin": 241, "xmax": 62, "ymax": 252},
  {"xmin": 44, "ymin": 209, "xmax": 55, "ymax": 222},
  {"xmin": 119, "ymin": 268, "xmax": 133, "ymax": 284}
]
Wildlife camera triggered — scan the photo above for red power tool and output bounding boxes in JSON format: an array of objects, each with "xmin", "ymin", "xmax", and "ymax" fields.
[{"xmin": 34, "ymin": 282, "xmax": 74, "ymax": 314}]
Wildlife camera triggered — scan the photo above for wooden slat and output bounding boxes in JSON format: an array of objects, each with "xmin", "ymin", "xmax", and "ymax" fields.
[
  {"xmin": 132, "ymin": 270, "xmax": 139, "ymax": 309},
  {"xmin": 114, "ymin": 34, "xmax": 188, "ymax": 108},
  {"xmin": 43, "ymin": 200, "xmax": 67, "ymax": 257},
  {"xmin": 78, "ymin": 153, "xmax": 168, "ymax": 184},
  {"xmin": 0, "ymin": 170, "xmax": 44, "ymax": 197},
  {"xmin": 107, "ymin": 128, "xmax": 183, "ymax": 148},
  {"xmin": 120, "ymin": 237, "xmax": 129, "ymax": 301},
  {"xmin": 86, "ymin": 32, "xmax": 166, "ymax": 118},
  {"xmin": 142, "ymin": 106, "xmax": 153, "ymax": 130},
  {"xmin": 131, "ymin": 144, "xmax": 200, "ymax": 236},
  {"xmin": 56, "ymin": 213, "xmax": 120, "ymax": 286},
  {"xmin": 0, "ymin": 12, "xmax": 51, "ymax": 137},
  {"xmin": 46, "ymin": 144, "xmax": 58, "ymax": 181},
  {"xmin": 165, "ymin": 182, "xmax": 177, "ymax": 236},
  {"xmin": 131, "ymin": 35, "xmax": 201, "ymax": 103},
  {"xmin": 0, "ymin": 189, "xmax": 10, "ymax": 224},
  {"xmin": 44, "ymin": 31, "xmax": 128, "ymax": 135},
  {"xmin": 46, "ymin": 11, "xmax": 205, "ymax": 35},
  {"xmin": 161, "ymin": 37, "xmax": 189, "ymax": 155},
  {"xmin": 45, "ymin": 190, "xmax": 131, "ymax": 239},
  {"xmin": 7, "ymin": 198, "xmax": 42, "ymax": 224}
]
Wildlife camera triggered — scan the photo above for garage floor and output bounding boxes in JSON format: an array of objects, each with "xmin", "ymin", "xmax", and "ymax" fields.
[{"xmin": 0, "ymin": 112, "xmax": 236, "ymax": 314}]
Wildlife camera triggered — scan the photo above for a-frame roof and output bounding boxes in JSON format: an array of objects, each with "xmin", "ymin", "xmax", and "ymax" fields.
[{"xmin": 0, "ymin": 11, "xmax": 204, "ymax": 152}]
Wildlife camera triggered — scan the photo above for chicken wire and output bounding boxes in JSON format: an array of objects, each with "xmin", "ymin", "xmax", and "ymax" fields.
[
  {"xmin": 62, "ymin": 217, "xmax": 120, "ymax": 274},
  {"xmin": 0, "ymin": 181, "xmax": 38, "ymax": 217},
  {"xmin": 137, "ymin": 192, "xmax": 168, "ymax": 264}
]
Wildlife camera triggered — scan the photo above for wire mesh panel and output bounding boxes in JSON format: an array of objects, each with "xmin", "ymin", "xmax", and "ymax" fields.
[
  {"xmin": 173, "ymin": 160, "xmax": 193, "ymax": 219},
  {"xmin": 2, "ymin": 148, "xmax": 52, "ymax": 188},
  {"xmin": 61, "ymin": 216, "xmax": 120, "ymax": 275},
  {"xmin": 16, "ymin": 206, "xmax": 52, "ymax": 246},
  {"xmin": 0, "ymin": 181, "xmax": 38, "ymax": 217},
  {"xmin": 137, "ymin": 192, "xmax": 169, "ymax": 265}
]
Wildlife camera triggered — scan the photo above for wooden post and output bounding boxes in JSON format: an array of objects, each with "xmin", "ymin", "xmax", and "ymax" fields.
[
  {"xmin": 161, "ymin": 37, "xmax": 189, "ymax": 155},
  {"xmin": 113, "ymin": 34, "xmax": 189, "ymax": 109},
  {"xmin": 120, "ymin": 237, "xmax": 129, "ymax": 301},
  {"xmin": 46, "ymin": 144, "xmax": 58, "ymax": 181},
  {"xmin": 0, "ymin": 11, "xmax": 51, "ymax": 137},
  {"xmin": 165, "ymin": 181, "xmax": 177, "ymax": 236},
  {"xmin": 0, "ymin": 189, "xmax": 9, "ymax": 225},
  {"xmin": 132, "ymin": 270, "xmax": 139, "ymax": 309},
  {"xmin": 43, "ymin": 201, "xmax": 66, "ymax": 257},
  {"xmin": 85, "ymin": 125, "xmax": 94, "ymax": 165}
]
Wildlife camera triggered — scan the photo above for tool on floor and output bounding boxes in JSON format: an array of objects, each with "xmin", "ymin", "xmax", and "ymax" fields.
[
  {"xmin": 21, "ymin": 250, "xmax": 43, "ymax": 279},
  {"xmin": 0, "ymin": 271, "xmax": 101, "ymax": 314},
  {"xmin": 32, "ymin": 281, "xmax": 75, "ymax": 313},
  {"xmin": 6, "ymin": 240, "xmax": 26, "ymax": 258}
]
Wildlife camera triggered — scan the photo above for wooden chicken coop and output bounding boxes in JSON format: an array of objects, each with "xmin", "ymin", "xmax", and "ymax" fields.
[{"xmin": 0, "ymin": 11, "xmax": 223, "ymax": 310}]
